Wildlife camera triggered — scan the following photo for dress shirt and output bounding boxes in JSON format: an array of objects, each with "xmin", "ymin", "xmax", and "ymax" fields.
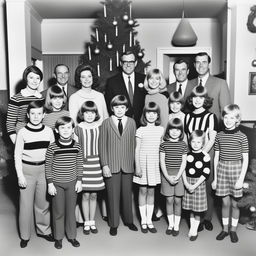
[
  {"xmin": 122, "ymin": 72, "xmax": 135, "ymax": 94},
  {"xmin": 198, "ymin": 73, "xmax": 209, "ymax": 87},
  {"xmin": 111, "ymin": 115, "xmax": 128, "ymax": 130},
  {"xmin": 175, "ymin": 79, "xmax": 188, "ymax": 97}
]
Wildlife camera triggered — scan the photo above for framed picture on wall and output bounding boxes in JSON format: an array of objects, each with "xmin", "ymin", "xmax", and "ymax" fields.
[{"xmin": 249, "ymin": 72, "xmax": 256, "ymax": 95}]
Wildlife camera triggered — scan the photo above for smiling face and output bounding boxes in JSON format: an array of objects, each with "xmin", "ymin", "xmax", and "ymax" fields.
[
  {"xmin": 51, "ymin": 96, "xmax": 64, "ymax": 111},
  {"xmin": 56, "ymin": 122, "xmax": 74, "ymax": 140},
  {"xmin": 120, "ymin": 53, "xmax": 137, "ymax": 75},
  {"xmin": 190, "ymin": 137, "xmax": 204, "ymax": 152},
  {"xmin": 83, "ymin": 111, "xmax": 96, "ymax": 123},
  {"xmin": 169, "ymin": 128, "xmax": 181, "ymax": 141},
  {"xmin": 174, "ymin": 62, "xmax": 189, "ymax": 83},
  {"xmin": 148, "ymin": 74, "xmax": 161, "ymax": 90},
  {"xmin": 170, "ymin": 102, "xmax": 182, "ymax": 113},
  {"xmin": 80, "ymin": 70, "xmax": 93, "ymax": 89},
  {"xmin": 194, "ymin": 55, "xmax": 210, "ymax": 77},
  {"xmin": 112, "ymin": 105, "xmax": 127, "ymax": 119},
  {"xmin": 55, "ymin": 65, "xmax": 70, "ymax": 86},
  {"xmin": 145, "ymin": 111, "xmax": 158, "ymax": 124},
  {"xmin": 27, "ymin": 107, "xmax": 45, "ymax": 126},
  {"xmin": 192, "ymin": 96, "xmax": 205, "ymax": 109},
  {"xmin": 223, "ymin": 113, "xmax": 237, "ymax": 130},
  {"xmin": 26, "ymin": 72, "xmax": 41, "ymax": 91}
]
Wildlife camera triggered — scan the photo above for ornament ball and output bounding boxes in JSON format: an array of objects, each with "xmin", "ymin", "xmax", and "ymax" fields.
[
  {"xmin": 94, "ymin": 48, "xmax": 100, "ymax": 55},
  {"xmin": 123, "ymin": 13, "xmax": 129, "ymax": 21},
  {"xmin": 107, "ymin": 42, "xmax": 113, "ymax": 50},
  {"xmin": 137, "ymin": 51, "xmax": 144, "ymax": 58},
  {"xmin": 128, "ymin": 19, "xmax": 134, "ymax": 26},
  {"xmin": 250, "ymin": 206, "xmax": 256, "ymax": 212},
  {"xmin": 113, "ymin": 20, "xmax": 118, "ymax": 26}
]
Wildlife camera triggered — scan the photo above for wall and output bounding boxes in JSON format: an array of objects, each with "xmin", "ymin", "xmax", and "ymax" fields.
[
  {"xmin": 228, "ymin": 0, "xmax": 256, "ymax": 121},
  {"xmin": 42, "ymin": 18, "xmax": 221, "ymax": 75}
]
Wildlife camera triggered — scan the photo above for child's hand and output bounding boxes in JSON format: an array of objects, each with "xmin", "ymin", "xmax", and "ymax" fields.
[
  {"xmin": 103, "ymin": 165, "xmax": 112, "ymax": 178},
  {"xmin": 18, "ymin": 175, "xmax": 27, "ymax": 188},
  {"xmin": 174, "ymin": 176, "xmax": 180, "ymax": 184},
  {"xmin": 135, "ymin": 167, "xmax": 142, "ymax": 178},
  {"xmin": 75, "ymin": 180, "xmax": 82, "ymax": 193},
  {"xmin": 211, "ymin": 180, "xmax": 217, "ymax": 190},
  {"xmin": 235, "ymin": 179, "xmax": 243, "ymax": 190},
  {"xmin": 48, "ymin": 183, "xmax": 57, "ymax": 196},
  {"xmin": 168, "ymin": 175, "xmax": 176, "ymax": 185}
]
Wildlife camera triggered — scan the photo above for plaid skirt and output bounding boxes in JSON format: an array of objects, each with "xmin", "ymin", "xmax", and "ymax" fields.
[
  {"xmin": 216, "ymin": 160, "xmax": 242, "ymax": 198},
  {"xmin": 182, "ymin": 177, "xmax": 207, "ymax": 212}
]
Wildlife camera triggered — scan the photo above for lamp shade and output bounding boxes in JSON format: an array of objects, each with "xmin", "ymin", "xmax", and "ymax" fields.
[{"xmin": 172, "ymin": 18, "xmax": 198, "ymax": 46}]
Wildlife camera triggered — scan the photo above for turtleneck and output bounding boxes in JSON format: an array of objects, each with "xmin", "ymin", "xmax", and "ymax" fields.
[
  {"xmin": 223, "ymin": 127, "xmax": 239, "ymax": 134},
  {"xmin": 57, "ymin": 137, "xmax": 74, "ymax": 148}
]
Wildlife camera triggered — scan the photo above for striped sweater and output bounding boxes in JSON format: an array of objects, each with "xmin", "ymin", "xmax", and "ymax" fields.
[
  {"xmin": 45, "ymin": 140, "xmax": 83, "ymax": 184},
  {"xmin": 14, "ymin": 124, "xmax": 55, "ymax": 178},
  {"xmin": 6, "ymin": 92, "xmax": 44, "ymax": 135},
  {"xmin": 43, "ymin": 110, "xmax": 70, "ymax": 130}
]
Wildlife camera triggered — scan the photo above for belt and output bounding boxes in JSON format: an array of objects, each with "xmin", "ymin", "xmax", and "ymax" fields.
[{"xmin": 22, "ymin": 160, "xmax": 45, "ymax": 166}]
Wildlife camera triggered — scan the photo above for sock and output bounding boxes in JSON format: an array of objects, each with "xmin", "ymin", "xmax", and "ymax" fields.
[
  {"xmin": 139, "ymin": 205, "xmax": 147, "ymax": 224},
  {"xmin": 191, "ymin": 219, "xmax": 200, "ymax": 236},
  {"xmin": 167, "ymin": 214, "xmax": 174, "ymax": 229},
  {"xmin": 174, "ymin": 215, "xmax": 181, "ymax": 231},
  {"xmin": 146, "ymin": 204, "xmax": 154, "ymax": 225},
  {"xmin": 156, "ymin": 208, "xmax": 163, "ymax": 218},
  {"xmin": 188, "ymin": 217, "xmax": 195, "ymax": 237},
  {"xmin": 231, "ymin": 218, "xmax": 238, "ymax": 228}
]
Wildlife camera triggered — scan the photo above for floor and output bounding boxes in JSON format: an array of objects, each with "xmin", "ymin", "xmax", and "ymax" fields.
[{"xmin": 0, "ymin": 173, "xmax": 255, "ymax": 256}]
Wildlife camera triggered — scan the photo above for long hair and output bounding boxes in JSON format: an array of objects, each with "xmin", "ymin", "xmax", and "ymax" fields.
[
  {"xmin": 77, "ymin": 100, "xmax": 100, "ymax": 122},
  {"xmin": 163, "ymin": 118, "xmax": 184, "ymax": 141},
  {"xmin": 140, "ymin": 101, "xmax": 161, "ymax": 126},
  {"xmin": 144, "ymin": 68, "xmax": 167, "ymax": 93}
]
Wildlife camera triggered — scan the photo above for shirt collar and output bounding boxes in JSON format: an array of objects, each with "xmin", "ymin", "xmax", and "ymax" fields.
[
  {"xmin": 21, "ymin": 88, "xmax": 42, "ymax": 98},
  {"xmin": 198, "ymin": 73, "xmax": 209, "ymax": 86}
]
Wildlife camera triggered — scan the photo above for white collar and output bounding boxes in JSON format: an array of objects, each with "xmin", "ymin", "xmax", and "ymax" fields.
[{"xmin": 21, "ymin": 88, "xmax": 42, "ymax": 98}]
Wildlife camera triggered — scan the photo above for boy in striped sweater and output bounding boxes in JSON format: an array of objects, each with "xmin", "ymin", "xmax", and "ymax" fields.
[
  {"xmin": 14, "ymin": 100, "xmax": 55, "ymax": 248},
  {"xmin": 45, "ymin": 116, "xmax": 83, "ymax": 249}
]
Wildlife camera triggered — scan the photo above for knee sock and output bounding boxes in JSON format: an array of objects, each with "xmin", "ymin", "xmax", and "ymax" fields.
[
  {"xmin": 231, "ymin": 218, "xmax": 238, "ymax": 230},
  {"xmin": 190, "ymin": 219, "xmax": 200, "ymax": 236},
  {"xmin": 174, "ymin": 215, "xmax": 181, "ymax": 231},
  {"xmin": 222, "ymin": 217, "xmax": 229, "ymax": 231},
  {"xmin": 146, "ymin": 204, "xmax": 154, "ymax": 225},
  {"xmin": 188, "ymin": 217, "xmax": 195, "ymax": 237},
  {"xmin": 167, "ymin": 214, "xmax": 174, "ymax": 229},
  {"xmin": 139, "ymin": 205, "xmax": 147, "ymax": 224}
]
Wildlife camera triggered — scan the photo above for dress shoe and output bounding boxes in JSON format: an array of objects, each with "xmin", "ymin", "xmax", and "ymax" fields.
[
  {"xmin": 20, "ymin": 239, "xmax": 29, "ymax": 248},
  {"xmin": 152, "ymin": 213, "xmax": 161, "ymax": 222},
  {"xmin": 165, "ymin": 228, "xmax": 173, "ymax": 235},
  {"xmin": 37, "ymin": 233, "xmax": 55, "ymax": 242},
  {"xmin": 141, "ymin": 224, "xmax": 148, "ymax": 233},
  {"xmin": 110, "ymin": 227, "xmax": 117, "ymax": 236},
  {"xmin": 126, "ymin": 223, "xmax": 138, "ymax": 231},
  {"xmin": 172, "ymin": 230, "xmax": 179, "ymax": 237},
  {"xmin": 76, "ymin": 222, "xmax": 84, "ymax": 228},
  {"xmin": 90, "ymin": 225, "xmax": 98, "ymax": 234},
  {"xmin": 204, "ymin": 220, "xmax": 213, "ymax": 231},
  {"xmin": 197, "ymin": 223, "xmax": 204, "ymax": 232},
  {"xmin": 216, "ymin": 231, "xmax": 229, "ymax": 240},
  {"xmin": 102, "ymin": 216, "xmax": 108, "ymax": 222},
  {"xmin": 54, "ymin": 240, "xmax": 62, "ymax": 249},
  {"xmin": 68, "ymin": 239, "xmax": 80, "ymax": 247},
  {"xmin": 147, "ymin": 224, "xmax": 157, "ymax": 233},
  {"xmin": 190, "ymin": 235, "xmax": 198, "ymax": 241},
  {"xmin": 230, "ymin": 231, "xmax": 239, "ymax": 243}
]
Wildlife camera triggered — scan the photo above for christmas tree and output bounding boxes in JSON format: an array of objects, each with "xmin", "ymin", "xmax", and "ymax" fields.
[
  {"xmin": 238, "ymin": 159, "xmax": 256, "ymax": 230},
  {"xmin": 80, "ymin": 0, "xmax": 150, "ymax": 92}
]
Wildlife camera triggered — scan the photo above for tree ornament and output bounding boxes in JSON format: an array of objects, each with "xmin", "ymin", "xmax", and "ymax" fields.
[
  {"xmin": 123, "ymin": 13, "xmax": 129, "ymax": 21},
  {"xmin": 107, "ymin": 41, "xmax": 113, "ymax": 50},
  {"xmin": 94, "ymin": 47, "xmax": 100, "ymax": 55},
  {"xmin": 112, "ymin": 17, "xmax": 118, "ymax": 26},
  {"xmin": 250, "ymin": 206, "xmax": 256, "ymax": 212},
  {"xmin": 137, "ymin": 51, "xmax": 144, "ymax": 59},
  {"xmin": 128, "ymin": 19, "xmax": 134, "ymax": 26}
]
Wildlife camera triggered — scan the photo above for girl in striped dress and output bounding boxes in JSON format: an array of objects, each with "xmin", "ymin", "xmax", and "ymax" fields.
[
  {"xmin": 133, "ymin": 102, "xmax": 164, "ymax": 233},
  {"xmin": 160, "ymin": 118, "xmax": 187, "ymax": 236},
  {"xmin": 74, "ymin": 101, "xmax": 105, "ymax": 235},
  {"xmin": 182, "ymin": 130, "xmax": 211, "ymax": 241},
  {"xmin": 212, "ymin": 104, "xmax": 249, "ymax": 243},
  {"xmin": 43, "ymin": 85, "xmax": 69, "ymax": 130}
]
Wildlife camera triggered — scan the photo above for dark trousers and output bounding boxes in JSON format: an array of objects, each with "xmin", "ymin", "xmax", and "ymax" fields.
[
  {"xmin": 52, "ymin": 180, "xmax": 77, "ymax": 240},
  {"xmin": 105, "ymin": 172, "xmax": 133, "ymax": 228}
]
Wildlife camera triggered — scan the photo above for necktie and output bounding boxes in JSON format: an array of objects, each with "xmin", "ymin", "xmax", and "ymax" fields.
[
  {"xmin": 199, "ymin": 79, "xmax": 203, "ymax": 87},
  {"xmin": 62, "ymin": 87, "xmax": 67, "ymax": 97},
  {"xmin": 128, "ymin": 76, "xmax": 134, "ymax": 103},
  {"xmin": 178, "ymin": 84, "xmax": 182, "ymax": 95},
  {"xmin": 118, "ymin": 119, "xmax": 123, "ymax": 135}
]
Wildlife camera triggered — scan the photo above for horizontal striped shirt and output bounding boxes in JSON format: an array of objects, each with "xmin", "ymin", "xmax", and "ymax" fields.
[
  {"xmin": 160, "ymin": 140, "xmax": 188, "ymax": 174},
  {"xmin": 43, "ymin": 110, "xmax": 70, "ymax": 130},
  {"xmin": 214, "ymin": 128, "xmax": 249, "ymax": 161},
  {"xmin": 45, "ymin": 140, "xmax": 83, "ymax": 184},
  {"xmin": 6, "ymin": 92, "xmax": 44, "ymax": 135},
  {"xmin": 14, "ymin": 124, "xmax": 54, "ymax": 177}
]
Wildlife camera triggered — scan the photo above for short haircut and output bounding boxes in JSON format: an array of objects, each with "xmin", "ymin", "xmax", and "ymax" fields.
[
  {"xmin": 121, "ymin": 51, "xmax": 136, "ymax": 61},
  {"xmin": 44, "ymin": 85, "xmax": 67, "ymax": 112},
  {"xmin": 74, "ymin": 64, "xmax": 97, "ymax": 89},
  {"xmin": 54, "ymin": 64, "xmax": 70, "ymax": 75},
  {"xmin": 140, "ymin": 101, "xmax": 161, "ymax": 126},
  {"xmin": 186, "ymin": 85, "xmax": 213, "ymax": 110},
  {"xmin": 173, "ymin": 58, "xmax": 189, "ymax": 71},
  {"xmin": 169, "ymin": 91, "xmax": 184, "ymax": 105},
  {"xmin": 27, "ymin": 100, "xmax": 45, "ymax": 114},
  {"xmin": 55, "ymin": 116, "xmax": 75, "ymax": 130},
  {"xmin": 163, "ymin": 118, "xmax": 184, "ymax": 141},
  {"xmin": 23, "ymin": 65, "xmax": 43, "ymax": 83},
  {"xmin": 194, "ymin": 52, "xmax": 211, "ymax": 63},
  {"xmin": 222, "ymin": 104, "xmax": 241, "ymax": 126},
  {"xmin": 78, "ymin": 100, "xmax": 100, "ymax": 122},
  {"xmin": 144, "ymin": 68, "xmax": 167, "ymax": 93},
  {"xmin": 110, "ymin": 95, "xmax": 129, "ymax": 109},
  {"xmin": 189, "ymin": 130, "xmax": 206, "ymax": 147}
]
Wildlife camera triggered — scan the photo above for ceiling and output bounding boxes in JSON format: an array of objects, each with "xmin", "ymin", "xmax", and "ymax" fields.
[{"xmin": 27, "ymin": 0, "xmax": 227, "ymax": 19}]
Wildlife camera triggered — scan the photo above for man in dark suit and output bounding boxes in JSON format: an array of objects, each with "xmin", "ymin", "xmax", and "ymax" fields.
[
  {"xmin": 191, "ymin": 52, "xmax": 231, "ymax": 232},
  {"xmin": 105, "ymin": 51, "xmax": 146, "ymax": 127},
  {"xmin": 41, "ymin": 64, "xmax": 78, "ymax": 110},
  {"xmin": 167, "ymin": 59, "xmax": 196, "ymax": 113}
]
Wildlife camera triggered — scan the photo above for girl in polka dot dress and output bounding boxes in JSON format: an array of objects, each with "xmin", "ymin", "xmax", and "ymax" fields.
[{"xmin": 182, "ymin": 130, "xmax": 211, "ymax": 241}]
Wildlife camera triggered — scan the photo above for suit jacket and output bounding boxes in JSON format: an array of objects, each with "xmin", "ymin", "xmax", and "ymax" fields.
[
  {"xmin": 167, "ymin": 80, "xmax": 196, "ymax": 113},
  {"xmin": 41, "ymin": 84, "xmax": 78, "ymax": 110},
  {"xmin": 191, "ymin": 75, "xmax": 231, "ymax": 121},
  {"xmin": 105, "ymin": 72, "xmax": 146, "ymax": 127},
  {"xmin": 99, "ymin": 117, "xmax": 136, "ymax": 174}
]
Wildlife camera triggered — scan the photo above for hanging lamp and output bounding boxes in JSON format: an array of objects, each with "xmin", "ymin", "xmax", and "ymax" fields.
[{"xmin": 172, "ymin": 2, "xmax": 198, "ymax": 47}]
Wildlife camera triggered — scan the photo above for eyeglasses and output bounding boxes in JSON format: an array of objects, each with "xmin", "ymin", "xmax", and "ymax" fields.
[{"xmin": 122, "ymin": 61, "xmax": 136, "ymax": 65}]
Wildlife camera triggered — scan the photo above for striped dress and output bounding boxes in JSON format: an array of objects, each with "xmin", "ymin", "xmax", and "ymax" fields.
[
  {"xmin": 74, "ymin": 122, "xmax": 105, "ymax": 191},
  {"xmin": 6, "ymin": 90, "xmax": 44, "ymax": 136},
  {"xmin": 133, "ymin": 125, "xmax": 164, "ymax": 186}
]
